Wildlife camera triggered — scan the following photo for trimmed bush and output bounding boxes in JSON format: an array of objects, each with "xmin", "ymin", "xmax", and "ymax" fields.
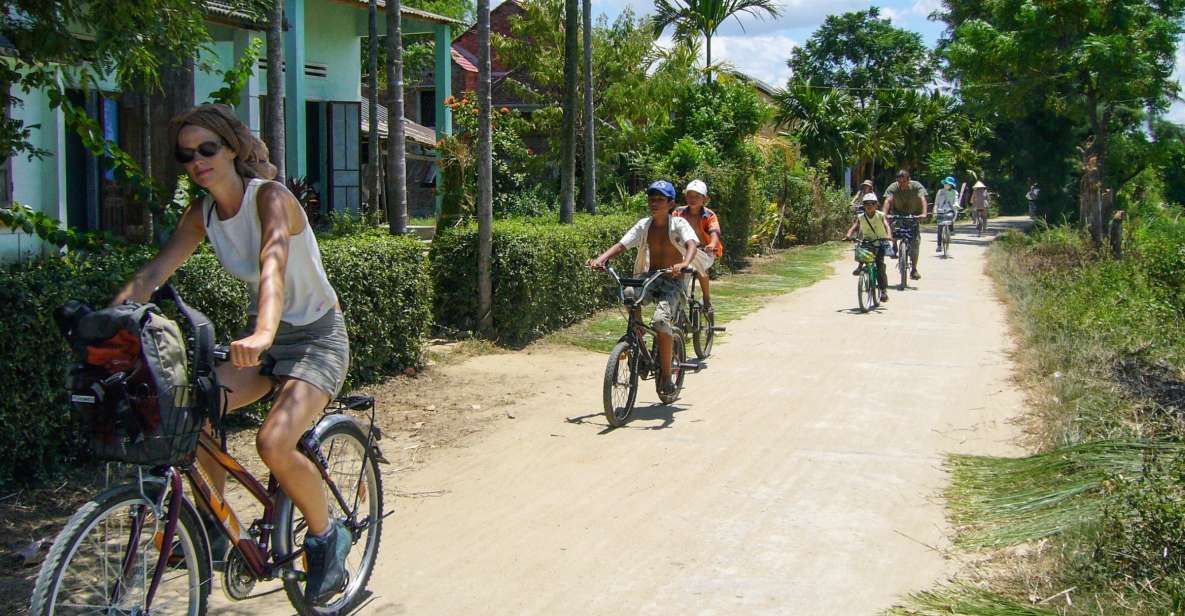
[
  {"xmin": 431, "ymin": 214, "xmax": 635, "ymax": 346},
  {"xmin": 0, "ymin": 232, "xmax": 430, "ymax": 487}
]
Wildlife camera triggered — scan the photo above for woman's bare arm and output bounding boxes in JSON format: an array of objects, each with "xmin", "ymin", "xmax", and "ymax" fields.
[{"xmin": 111, "ymin": 200, "xmax": 206, "ymax": 305}]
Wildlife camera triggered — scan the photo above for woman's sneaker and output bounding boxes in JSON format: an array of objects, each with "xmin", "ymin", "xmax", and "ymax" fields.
[{"xmin": 303, "ymin": 520, "xmax": 351, "ymax": 606}]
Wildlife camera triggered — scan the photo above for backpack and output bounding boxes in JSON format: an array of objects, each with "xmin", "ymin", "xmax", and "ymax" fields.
[{"xmin": 55, "ymin": 284, "xmax": 221, "ymax": 467}]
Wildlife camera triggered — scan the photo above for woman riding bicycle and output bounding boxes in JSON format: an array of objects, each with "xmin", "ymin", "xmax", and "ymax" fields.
[
  {"xmin": 934, "ymin": 177, "xmax": 959, "ymax": 253},
  {"xmin": 111, "ymin": 104, "xmax": 351, "ymax": 606}
]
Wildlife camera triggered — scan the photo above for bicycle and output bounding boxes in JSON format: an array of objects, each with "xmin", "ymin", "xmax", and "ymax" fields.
[
  {"xmin": 850, "ymin": 239, "xmax": 882, "ymax": 313},
  {"xmin": 888, "ymin": 214, "xmax": 922, "ymax": 290},
  {"xmin": 973, "ymin": 208, "xmax": 987, "ymax": 236},
  {"xmin": 936, "ymin": 210, "xmax": 957, "ymax": 259},
  {"xmin": 685, "ymin": 270, "xmax": 724, "ymax": 359},
  {"xmin": 31, "ymin": 346, "xmax": 389, "ymax": 616},
  {"xmin": 599, "ymin": 266, "xmax": 706, "ymax": 428}
]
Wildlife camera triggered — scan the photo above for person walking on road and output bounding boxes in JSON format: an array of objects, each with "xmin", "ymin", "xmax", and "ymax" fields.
[{"xmin": 883, "ymin": 169, "xmax": 928, "ymax": 280}]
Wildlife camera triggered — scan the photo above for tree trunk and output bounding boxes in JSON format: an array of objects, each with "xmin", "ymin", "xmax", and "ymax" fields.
[
  {"xmin": 558, "ymin": 0, "xmax": 578, "ymax": 224},
  {"xmin": 367, "ymin": 0, "xmax": 381, "ymax": 223},
  {"xmin": 581, "ymin": 0, "xmax": 595, "ymax": 214},
  {"xmin": 477, "ymin": 0, "xmax": 494, "ymax": 333},
  {"xmin": 266, "ymin": 0, "xmax": 285, "ymax": 182},
  {"xmin": 705, "ymin": 33, "xmax": 712, "ymax": 84},
  {"xmin": 385, "ymin": 0, "xmax": 407, "ymax": 235}
]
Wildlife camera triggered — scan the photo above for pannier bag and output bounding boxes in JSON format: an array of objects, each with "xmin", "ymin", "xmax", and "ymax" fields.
[{"xmin": 55, "ymin": 284, "xmax": 219, "ymax": 467}]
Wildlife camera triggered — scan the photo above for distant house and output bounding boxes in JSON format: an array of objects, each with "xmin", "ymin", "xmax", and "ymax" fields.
[
  {"xmin": 726, "ymin": 70, "xmax": 781, "ymax": 138},
  {"xmin": 1, "ymin": 0, "xmax": 460, "ymax": 263}
]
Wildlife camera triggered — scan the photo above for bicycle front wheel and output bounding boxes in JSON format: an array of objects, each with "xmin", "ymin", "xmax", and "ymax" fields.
[
  {"xmin": 274, "ymin": 418, "xmax": 384, "ymax": 616},
  {"xmin": 30, "ymin": 482, "xmax": 210, "ymax": 616},
  {"xmin": 857, "ymin": 268, "xmax": 870, "ymax": 313},
  {"xmin": 603, "ymin": 340, "xmax": 640, "ymax": 427},
  {"xmin": 898, "ymin": 240, "xmax": 909, "ymax": 290},
  {"xmin": 692, "ymin": 308, "xmax": 715, "ymax": 359}
]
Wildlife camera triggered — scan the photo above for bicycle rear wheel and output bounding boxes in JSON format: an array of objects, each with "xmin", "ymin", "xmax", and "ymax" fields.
[
  {"xmin": 603, "ymin": 340, "xmax": 640, "ymax": 427},
  {"xmin": 942, "ymin": 227, "xmax": 950, "ymax": 258},
  {"xmin": 30, "ymin": 482, "xmax": 210, "ymax": 616},
  {"xmin": 274, "ymin": 418, "xmax": 383, "ymax": 616}
]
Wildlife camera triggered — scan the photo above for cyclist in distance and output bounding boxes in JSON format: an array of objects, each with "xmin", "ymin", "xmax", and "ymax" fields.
[
  {"xmin": 110, "ymin": 104, "xmax": 352, "ymax": 606},
  {"xmin": 882, "ymin": 169, "xmax": 929, "ymax": 280},
  {"xmin": 850, "ymin": 179, "xmax": 875, "ymax": 214},
  {"xmin": 587, "ymin": 180, "xmax": 699, "ymax": 396},
  {"xmin": 673, "ymin": 179, "xmax": 723, "ymax": 314},
  {"xmin": 972, "ymin": 180, "xmax": 990, "ymax": 226},
  {"xmin": 846, "ymin": 192, "xmax": 893, "ymax": 303},
  {"xmin": 934, "ymin": 176, "xmax": 960, "ymax": 253}
]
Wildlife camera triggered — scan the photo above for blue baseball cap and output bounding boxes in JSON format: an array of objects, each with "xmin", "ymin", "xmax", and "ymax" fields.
[{"xmin": 645, "ymin": 180, "xmax": 676, "ymax": 200}]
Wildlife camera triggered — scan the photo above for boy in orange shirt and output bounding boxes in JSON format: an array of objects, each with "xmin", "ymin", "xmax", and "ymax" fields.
[{"xmin": 673, "ymin": 180, "xmax": 723, "ymax": 313}]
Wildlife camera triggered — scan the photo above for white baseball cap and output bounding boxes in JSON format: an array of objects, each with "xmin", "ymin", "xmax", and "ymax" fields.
[
  {"xmin": 684, "ymin": 179, "xmax": 708, "ymax": 197},
  {"xmin": 861, "ymin": 192, "xmax": 879, "ymax": 203}
]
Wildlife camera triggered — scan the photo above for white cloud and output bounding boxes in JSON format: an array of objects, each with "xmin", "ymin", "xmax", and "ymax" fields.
[
  {"xmin": 909, "ymin": 0, "xmax": 942, "ymax": 18},
  {"xmin": 712, "ymin": 34, "xmax": 799, "ymax": 86}
]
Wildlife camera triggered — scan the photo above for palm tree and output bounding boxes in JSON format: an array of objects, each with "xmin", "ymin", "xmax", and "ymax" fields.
[
  {"xmin": 385, "ymin": 0, "xmax": 407, "ymax": 234},
  {"xmin": 476, "ymin": 0, "xmax": 494, "ymax": 332},
  {"xmin": 581, "ymin": 0, "xmax": 595, "ymax": 213},
  {"xmin": 266, "ymin": 0, "xmax": 285, "ymax": 181},
  {"xmin": 774, "ymin": 83, "xmax": 855, "ymax": 178},
  {"xmin": 652, "ymin": 0, "xmax": 780, "ymax": 83},
  {"xmin": 366, "ymin": 0, "xmax": 381, "ymax": 222},
  {"xmin": 559, "ymin": 0, "xmax": 578, "ymax": 223}
]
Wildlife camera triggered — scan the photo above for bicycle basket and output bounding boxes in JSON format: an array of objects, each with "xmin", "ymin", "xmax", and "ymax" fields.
[
  {"xmin": 854, "ymin": 245, "xmax": 876, "ymax": 264},
  {"xmin": 56, "ymin": 285, "xmax": 218, "ymax": 467}
]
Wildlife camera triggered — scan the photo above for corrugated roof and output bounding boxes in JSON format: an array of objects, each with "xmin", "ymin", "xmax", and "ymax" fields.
[
  {"xmin": 204, "ymin": 1, "xmax": 267, "ymax": 28},
  {"xmin": 361, "ymin": 98, "xmax": 438, "ymax": 147},
  {"xmin": 333, "ymin": 0, "xmax": 465, "ymax": 26}
]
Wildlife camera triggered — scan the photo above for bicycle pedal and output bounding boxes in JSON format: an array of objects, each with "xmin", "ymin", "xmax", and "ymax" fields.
[
  {"xmin": 710, "ymin": 326, "xmax": 726, "ymax": 332},
  {"xmin": 679, "ymin": 362, "xmax": 703, "ymax": 371}
]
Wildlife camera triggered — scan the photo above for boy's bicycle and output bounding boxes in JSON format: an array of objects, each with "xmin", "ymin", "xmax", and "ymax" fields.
[
  {"xmin": 33, "ymin": 310, "xmax": 388, "ymax": 616},
  {"xmin": 972, "ymin": 208, "xmax": 987, "ymax": 236},
  {"xmin": 685, "ymin": 271, "xmax": 723, "ymax": 359},
  {"xmin": 850, "ymin": 239, "xmax": 882, "ymax": 313},
  {"xmin": 599, "ymin": 266, "xmax": 706, "ymax": 428},
  {"xmin": 888, "ymin": 214, "xmax": 922, "ymax": 290}
]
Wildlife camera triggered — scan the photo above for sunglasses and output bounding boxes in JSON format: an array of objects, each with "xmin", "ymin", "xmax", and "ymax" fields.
[{"xmin": 175, "ymin": 140, "xmax": 224, "ymax": 164}]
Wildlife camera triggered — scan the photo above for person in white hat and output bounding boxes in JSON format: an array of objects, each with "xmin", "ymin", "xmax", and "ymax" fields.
[
  {"xmin": 673, "ymin": 179, "xmax": 723, "ymax": 313},
  {"xmin": 845, "ymin": 192, "xmax": 892, "ymax": 302},
  {"xmin": 971, "ymin": 180, "xmax": 989, "ymax": 228}
]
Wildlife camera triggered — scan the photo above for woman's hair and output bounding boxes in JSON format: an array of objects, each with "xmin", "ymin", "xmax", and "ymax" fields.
[{"xmin": 168, "ymin": 104, "xmax": 277, "ymax": 180}]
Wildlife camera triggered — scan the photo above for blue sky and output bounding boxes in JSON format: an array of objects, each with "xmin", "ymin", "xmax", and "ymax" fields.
[{"xmin": 580, "ymin": 0, "xmax": 1185, "ymax": 122}]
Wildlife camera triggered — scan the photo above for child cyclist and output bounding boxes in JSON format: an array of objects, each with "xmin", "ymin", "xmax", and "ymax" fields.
[
  {"xmin": 845, "ymin": 192, "xmax": 893, "ymax": 303},
  {"xmin": 672, "ymin": 180, "xmax": 723, "ymax": 313}
]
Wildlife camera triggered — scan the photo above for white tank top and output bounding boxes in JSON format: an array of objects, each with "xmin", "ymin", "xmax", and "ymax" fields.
[{"xmin": 202, "ymin": 179, "xmax": 338, "ymax": 326}]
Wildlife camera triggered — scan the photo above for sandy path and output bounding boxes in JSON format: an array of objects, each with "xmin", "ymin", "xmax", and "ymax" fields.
[{"xmin": 239, "ymin": 218, "xmax": 1029, "ymax": 615}]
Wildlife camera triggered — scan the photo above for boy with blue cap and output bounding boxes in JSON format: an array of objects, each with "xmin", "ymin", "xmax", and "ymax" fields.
[{"xmin": 588, "ymin": 180, "xmax": 699, "ymax": 396}]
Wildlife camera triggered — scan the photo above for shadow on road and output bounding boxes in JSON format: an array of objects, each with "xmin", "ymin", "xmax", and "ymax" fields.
[{"xmin": 566, "ymin": 401, "xmax": 690, "ymax": 433}]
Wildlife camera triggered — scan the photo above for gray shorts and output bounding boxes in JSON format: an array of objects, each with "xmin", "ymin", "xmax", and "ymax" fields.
[
  {"xmin": 244, "ymin": 310, "xmax": 351, "ymax": 398},
  {"xmin": 644, "ymin": 276, "xmax": 686, "ymax": 336}
]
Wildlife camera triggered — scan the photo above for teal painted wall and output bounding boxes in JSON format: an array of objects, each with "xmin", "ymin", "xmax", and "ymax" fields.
[
  {"xmin": 305, "ymin": 0, "xmax": 363, "ymax": 103},
  {"xmin": 1, "ymin": 78, "xmax": 65, "ymax": 263}
]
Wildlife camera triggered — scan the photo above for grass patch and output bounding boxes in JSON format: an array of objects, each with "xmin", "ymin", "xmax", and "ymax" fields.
[
  {"xmin": 888, "ymin": 584, "xmax": 1061, "ymax": 616},
  {"xmin": 546, "ymin": 242, "xmax": 843, "ymax": 352},
  {"xmin": 946, "ymin": 440, "xmax": 1185, "ymax": 548}
]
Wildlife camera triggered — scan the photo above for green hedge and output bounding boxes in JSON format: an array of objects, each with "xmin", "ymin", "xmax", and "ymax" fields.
[
  {"xmin": 0, "ymin": 232, "xmax": 430, "ymax": 487},
  {"xmin": 431, "ymin": 214, "xmax": 635, "ymax": 346}
]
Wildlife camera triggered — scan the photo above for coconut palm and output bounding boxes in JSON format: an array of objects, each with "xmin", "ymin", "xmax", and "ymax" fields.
[
  {"xmin": 477, "ymin": 0, "xmax": 493, "ymax": 330},
  {"xmin": 774, "ymin": 83, "xmax": 856, "ymax": 178},
  {"xmin": 385, "ymin": 0, "xmax": 407, "ymax": 234},
  {"xmin": 651, "ymin": 0, "xmax": 781, "ymax": 83},
  {"xmin": 559, "ymin": 0, "xmax": 578, "ymax": 223},
  {"xmin": 581, "ymin": 0, "xmax": 595, "ymax": 213},
  {"xmin": 265, "ymin": 0, "xmax": 284, "ymax": 181}
]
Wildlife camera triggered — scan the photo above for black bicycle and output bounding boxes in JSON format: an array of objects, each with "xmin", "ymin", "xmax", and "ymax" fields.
[
  {"xmin": 599, "ymin": 267, "xmax": 705, "ymax": 428},
  {"xmin": 685, "ymin": 271, "xmax": 723, "ymax": 359},
  {"xmin": 889, "ymin": 214, "xmax": 922, "ymax": 290}
]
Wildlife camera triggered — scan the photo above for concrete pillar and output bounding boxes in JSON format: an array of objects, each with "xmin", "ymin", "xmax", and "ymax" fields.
[
  {"xmin": 284, "ymin": 0, "xmax": 307, "ymax": 178},
  {"xmin": 233, "ymin": 29, "xmax": 262, "ymax": 136}
]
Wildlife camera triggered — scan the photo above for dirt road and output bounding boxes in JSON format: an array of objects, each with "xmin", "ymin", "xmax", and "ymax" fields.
[{"xmin": 244, "ymin": 218, "xmax": 1028, "ymax": 615}]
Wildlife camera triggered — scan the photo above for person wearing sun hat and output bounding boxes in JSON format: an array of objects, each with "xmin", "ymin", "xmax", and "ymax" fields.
[
  {"xmin": 971, "ymin": 180, "xmax": 989, "ymax": 223},
  {"xmin": 934, "ymin": 176, "xmax": 960, "ymax": 251},
  {"xmin": 673, "ymin": 179, "xmax": 722, "ymax": 313},
  {"xmin": 850, "ymin": 179, "xmax": 875, "ymax": 213}
]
